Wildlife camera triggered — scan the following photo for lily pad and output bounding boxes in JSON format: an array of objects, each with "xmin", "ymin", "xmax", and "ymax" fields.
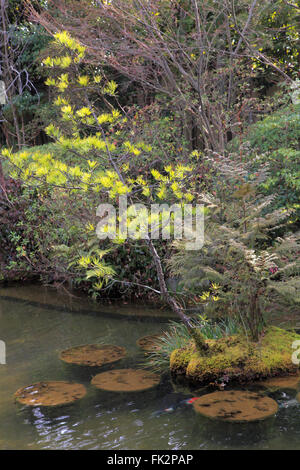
[
  {"xmin": 91, "ymin": 368, "xmax": 160, "ymax": 392},
  {"xmin": 136, "ymin": 334, "xmax": 163, "ymax": 352},
  {"xmin": 59, "ymin": 344, "xmax": 126, "ymax": 367},
  {"xmin": 192, "ymin": 390, "xmax": 278, "ymax": 422},
  {"xmin": 14, "ymin": 381, "xmax": 86, "ymax": 407},
  {"xmin": 259, "ymin": 374, "xmax": 300, "ymax": 392}
]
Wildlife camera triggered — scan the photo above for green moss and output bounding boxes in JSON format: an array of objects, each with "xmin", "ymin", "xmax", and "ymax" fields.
[
  {"xmin": 170, "ymin": 347, "xmax": 193, "ymax": 376},
  {"xmin": 189, "ymin": 328, "xmax": 208, "ymax": 352},
  {"xmin": 170, "ymin": 326, "xmax": 300, "ymax": 386}
]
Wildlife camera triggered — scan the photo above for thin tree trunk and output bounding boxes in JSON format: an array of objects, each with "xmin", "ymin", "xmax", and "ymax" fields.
[{"xmin": 146, "ymin": 238, "xmax": 208, "ymax": 351}]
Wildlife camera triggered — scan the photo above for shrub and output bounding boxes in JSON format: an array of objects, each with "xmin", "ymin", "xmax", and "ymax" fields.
[{"xmin": 231, "ymin": 104, "xmax": 300, "ymax": 223}]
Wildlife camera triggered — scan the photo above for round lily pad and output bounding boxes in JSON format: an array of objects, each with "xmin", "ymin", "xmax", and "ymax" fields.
[
  {"xmin": 59, "ymin": 344, "xmax": 126, "ymax": 367},
  {"xmin": 259, "ymin": 374, "xmax": 300, "ymax": 392},
  {"xmin": 91, "ymin": 368, "xmax": 160, "ymax": 392},
  {"xmin": 193, "ymin": 390, "xmax": 278, "ymax": 422},
  {"xmin": 14, "ymin": 381, "xmax": 86, "ymax": 407},
  {"xmin": 136, "ymin": 334, "xmax": 163, "ymax": 352}
]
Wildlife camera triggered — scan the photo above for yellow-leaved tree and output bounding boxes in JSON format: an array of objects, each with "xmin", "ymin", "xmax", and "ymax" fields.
[{"xmin": 1, "ymin": 31, "xmax": 208, "ymax": 350}]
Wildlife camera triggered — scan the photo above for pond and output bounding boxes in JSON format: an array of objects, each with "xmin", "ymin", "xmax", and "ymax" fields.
[{"xmin": 0, "ymin": 285, "xmax": 300, "ymax": 450}]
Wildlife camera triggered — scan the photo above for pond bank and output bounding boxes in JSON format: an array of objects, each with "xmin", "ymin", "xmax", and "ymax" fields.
[{"xmin": 0, "ymin": 283, "xmax": 175, "ymax": 322}]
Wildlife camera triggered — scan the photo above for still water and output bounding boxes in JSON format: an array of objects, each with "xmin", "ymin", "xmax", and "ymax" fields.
[{"xmin": 0, "ymin": 285, "xmax": 300, "ymax": 450}]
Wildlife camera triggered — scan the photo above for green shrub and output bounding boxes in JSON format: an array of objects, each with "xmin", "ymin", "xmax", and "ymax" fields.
[
  {"xmin": 231, "ymin": 104, "xmax": 300, "ymax": 223},
  {"xmin": 243, "ymin": 104, "xmax": 300, "ymax": 153}
]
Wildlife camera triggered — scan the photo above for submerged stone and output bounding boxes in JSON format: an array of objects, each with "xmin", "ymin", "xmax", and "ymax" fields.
[
  {"xmin": 170, "ymin": 326, "xmax": 300, "ymax": 386},
  {"xmin": 259, "ymin": 373, "xmax": 300, "ymax": 392},
  {"xmin": 91, "ymin": 368, "xmax": 160, "ymax": 392},
  {"xmin": 59, "ymin": 344, "xmax": 126, "ymax": 367},
  {"xmin": 193, "ymin": 390, "xmax": 278, "ymax": 422},
  {"xmin": 14, "ymin": 381, "xmax": 86, "ymax": 407}
]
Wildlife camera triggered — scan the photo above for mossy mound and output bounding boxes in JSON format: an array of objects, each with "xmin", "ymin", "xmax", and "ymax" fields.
[
  {"xmin": 193, "ymin": 390, "xmax": 278, "ymax": 422},
  {"xmin": 137, "ymin": 334, "xmax": 163, "ymax": 351},
  {"xmin": 14, "ymin": 381, "xmax": 86, "ymax": 407},
  {"xmin": 59, "ymin": 344, "xmax": 126, "ymax": 367},
  {"xmin": 170, "ymin": 326, "xmax": 300, "ymax": 386},
  {"xmin": 259, "ymin": 373, "xmax": 300, "ymax": 392},
  {"xmin": 91, "ymin": 368, "xmax": 160, "ymax": 392}
]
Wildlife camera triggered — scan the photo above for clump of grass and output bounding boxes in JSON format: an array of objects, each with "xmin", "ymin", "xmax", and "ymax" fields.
[
  {"xmin": 145, "ymin": 316, "xmax": 239, "ymax": 372},
  {"xmin": 200, "ymin": 316, "xmax": 239, "ymax": 339}
]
